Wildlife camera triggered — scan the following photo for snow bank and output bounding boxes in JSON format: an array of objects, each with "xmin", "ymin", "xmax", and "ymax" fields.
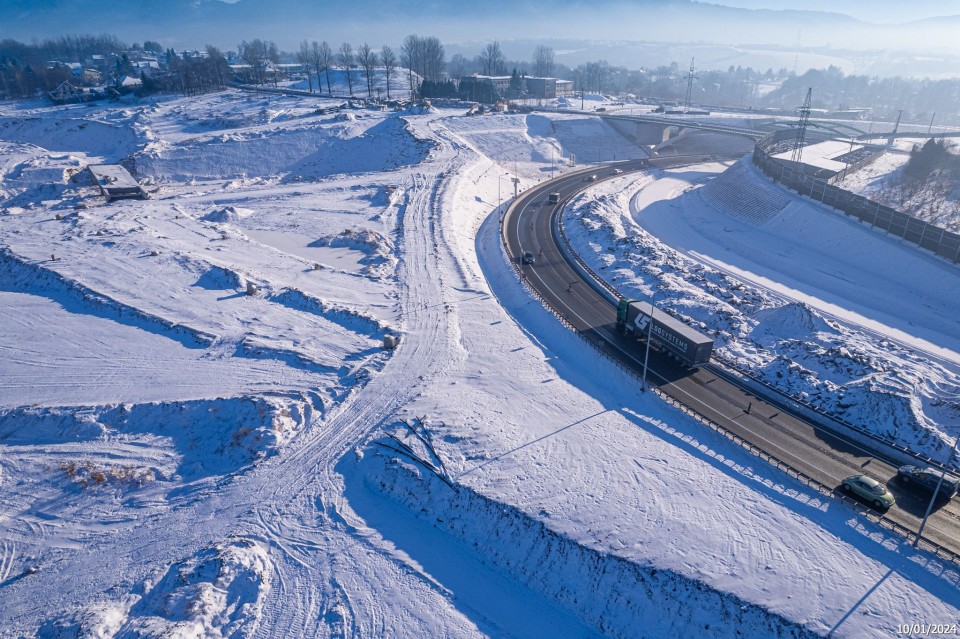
[
  {"xmin": 309, "ymin": 228, "xmax": 396, "ymax": 277},
  {"xmin": 40, "ymin": 538, "xmax": 271, "ymax": 639},
  {"xmin": 0, "ymin": 115, "xmax": 139, "ymax": 162},
  {"xmin": 0, "ymin": 395, "xmax": 311, "ymax": 481},
  {"xmin": 203, "ymin": 206, "xmax": 255, "ymax": 223},
  {"xmin": 362, "ymin": 447, "xmax": 817, "ymax": 639},
  {"xmin": 0, "ymin": 247, "xmax": 216, "ymax": 349},
  {"xmin": 751, "ymin": 302, "xmax": 839, "ymax": 341},
  {"xmin": 137, "ymin": 116, "xmax": 430, "ymax": 183}
]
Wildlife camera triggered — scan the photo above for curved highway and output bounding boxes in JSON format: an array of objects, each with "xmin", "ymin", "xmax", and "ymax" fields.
[{"xmin": 502, "ymin": 160, "xmax": 960, "ymax": 558}]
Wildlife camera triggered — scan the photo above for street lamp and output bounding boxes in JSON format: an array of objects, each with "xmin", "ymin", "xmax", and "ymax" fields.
[
  {"xmin": 641, "ymin": 296, "xmax": 655, "ymax": 392},
  {"xmin": 914, "ymin": 434, "xmax": 960, "ymax": 548},
  {"xmin": 498, "ymin": 172, "xmax": 511, "ymax": 217}
]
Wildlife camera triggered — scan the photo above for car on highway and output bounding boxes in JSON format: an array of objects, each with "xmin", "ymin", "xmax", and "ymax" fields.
[
  {"xmin": 612, "ymin": 169, "xmax": 623, "ymax": 175},
  {"xmin": 841, "ymin": 474, "xmax": 895, "ymax": 509},
  {"xmin": 586, "ymin": 174, "xmax": 597, "ymax": 182},
  {"xmin": 521, "ymin": 251, "xmax": 536, "ymax": 265},
  {"xmin": 897, "ymin": 464, "xmax": 959, "ymax": 500}
]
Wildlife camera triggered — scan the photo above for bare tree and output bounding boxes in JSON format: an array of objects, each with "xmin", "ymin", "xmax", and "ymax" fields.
[
  {"xmin": 205, "ymin": 45, "xmax": 229, "ymax": 88},
  {"xmin": 381, "ymin": 45, "xmax": 396, "ymax": 99},
  {"xmin": 319, "ymin": 41, "xmax": 333, "ymax": 94},
  {"xmin": 357, "ymin": 42, "xmax": 378, "ymax": 98},
  {"xmin": 400, "ymin": 34, "xmax": 446, "ymax": 99},
  {"xmin": 309, "ymin": 41, "xmax": 323, "ymax": 93},
  {"xmin": 422, "ymin": 36, "xmax": 445, "ymax": 84},
  {"xmin": 574, "ymin": 59, "xmax": 612, "ymax": 94},
  {"xmin": 479, "ymin": 41, "xmax": 505, "ymax": 76},
  {"xmin": 449, "ymin": 53, "xmax": 467, "ymax": 83},
  {"xmin": 532, "ymin": 45, "xmax": 555, "ymax": 78},
  {"xmin": 298, "ymin": 39, "xmax": 313, "ymax": 92},
  {"xmin": 400, "ymin": 34, "xmax": 418, "ymax": 99},
  {"xmin": 238, "ymin": 39, "xmax": 269, "ymax": 84},
  {"xmin": 339, "ymin": 42, "xmax": 354, "ymax": 96},
  {"xmin": 268, "ymin": 41, "xmax": 280, "ymax": 87}
]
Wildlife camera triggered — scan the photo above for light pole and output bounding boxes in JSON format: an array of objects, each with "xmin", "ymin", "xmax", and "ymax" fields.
[
  {"xmin": 641, "ymin": 298, "xmax": 654, "ymax": 392},
  {"xmin": 914, "ymin": 434, "xmax": 960, "ymax": 548},
  {"xmin": 498, "ymin": 172, "xmax": 511, "ymax": 217}
]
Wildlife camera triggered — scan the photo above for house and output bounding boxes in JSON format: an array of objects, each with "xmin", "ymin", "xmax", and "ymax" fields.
[
  {"xmin": 119, "ymin": 75, "xmax": 142, "ymax": 90},
  {"xmin": 49, "ymin": 81, "xmax": 104, "ymax": 104},
  {"xmin": 49, "ymin": 81, "xmax": 83, "ymax": 102},
  {"xmin": 458, "ymin": 75, "xmax": 512, "ymax": 103},
  {"xmin": 136, "ymin": 60, "xmax": 162, "ymax": 77},
  {"xmin": 87, "ymin": 164, "xmax": 148, "ymax": 202}
]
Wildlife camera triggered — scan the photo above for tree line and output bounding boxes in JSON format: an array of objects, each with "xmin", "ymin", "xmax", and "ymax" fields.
[{"xmin": 3, "ymin": 32, "xmax": 960, "ymax": 124}]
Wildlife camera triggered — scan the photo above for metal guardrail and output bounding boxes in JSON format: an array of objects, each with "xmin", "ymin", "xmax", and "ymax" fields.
[{"xmin": 499, "ymin": 160, "xmax": 960, "ymax": 569}]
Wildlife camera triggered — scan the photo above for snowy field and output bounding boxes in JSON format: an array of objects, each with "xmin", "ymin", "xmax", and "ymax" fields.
[{"xmin": 1, "ymin": 89, "xmax": 959, "ymax": 637}]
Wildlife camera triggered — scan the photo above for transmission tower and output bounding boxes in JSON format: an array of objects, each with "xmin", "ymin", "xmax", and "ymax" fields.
[
  {"xmin": 889, "ymin": 108, "xmax": 902, "ymax": 146},
  {"xmin": 684, "ymin": 58, "xmax": 698, "ymax": 110},
  {"xmin": 792, "ymin": 87, "xmax": 812, "ymax": 163}
]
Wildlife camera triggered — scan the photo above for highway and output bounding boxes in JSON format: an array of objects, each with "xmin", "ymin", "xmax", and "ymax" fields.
[{"xmin": 502, "ymin": 160, "xmax": 960, "ymax": 559}]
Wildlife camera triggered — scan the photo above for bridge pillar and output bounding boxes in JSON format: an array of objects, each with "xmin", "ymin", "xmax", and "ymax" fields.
[{"xmin": 607, "ymin": 118, "xmax": 671, "ymax": 145}]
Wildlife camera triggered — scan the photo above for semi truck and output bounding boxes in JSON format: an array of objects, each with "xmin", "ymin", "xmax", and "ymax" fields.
[{"xmin": 616, "ymin": 299, "xmax": 713, "ymax": 368}]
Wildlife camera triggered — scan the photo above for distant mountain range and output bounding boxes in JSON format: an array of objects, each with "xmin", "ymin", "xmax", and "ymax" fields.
[{"xmin": 3, "ymin": 0, "xmax": 958, "ymax": 77}]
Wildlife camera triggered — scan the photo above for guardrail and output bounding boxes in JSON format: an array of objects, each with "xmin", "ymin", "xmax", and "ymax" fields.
[{"xmin": 499, "ymin": 159, "xmax": 960, "ymax": 569}]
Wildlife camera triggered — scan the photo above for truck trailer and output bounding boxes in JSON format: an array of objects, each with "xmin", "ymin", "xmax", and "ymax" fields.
[{"xmin": 616, "ymin": 299, "xmax": 713, "ymax": 368}]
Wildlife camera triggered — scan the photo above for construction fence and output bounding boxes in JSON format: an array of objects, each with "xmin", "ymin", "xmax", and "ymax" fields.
[{"xmin": 753, "ymin": 131, "xmax": 960, "ymax": 265}]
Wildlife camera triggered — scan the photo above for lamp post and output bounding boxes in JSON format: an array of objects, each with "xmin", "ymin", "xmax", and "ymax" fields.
[
  {"xmin": 498, "ymin": 172, "xmax": 511, "ymax": 218},
  {"xmin": 914, "ymin": 434, "xmax": 960, "ymax": 547},
  {"xmin": 641, "ymin": 298, "xmax": 654, "ymax": 392}
]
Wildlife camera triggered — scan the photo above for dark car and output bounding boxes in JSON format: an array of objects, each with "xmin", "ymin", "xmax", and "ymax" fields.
[
  {"xmin": 898, "ymin": 464, "xmax": 959, "ymax": 500},
  {"xmin": 521, "ymin": 251, "xmax": 535, "ymax": 265}
]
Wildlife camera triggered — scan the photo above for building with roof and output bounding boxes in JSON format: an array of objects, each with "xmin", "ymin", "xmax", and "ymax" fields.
[{"xmin": 87, "ymin": 164, "xmax": 148, "ymax": 202}]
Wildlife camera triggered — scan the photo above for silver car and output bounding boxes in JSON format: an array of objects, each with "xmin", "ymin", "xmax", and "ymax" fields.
[{"xmin": 841, "ymin": 474, "xmax": 895, "ymax": 509}]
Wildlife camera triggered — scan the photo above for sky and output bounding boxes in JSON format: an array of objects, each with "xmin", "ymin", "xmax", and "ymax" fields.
[{"xmin": 711, "ymin": 0, "xmax": 955, "ymax": 22}]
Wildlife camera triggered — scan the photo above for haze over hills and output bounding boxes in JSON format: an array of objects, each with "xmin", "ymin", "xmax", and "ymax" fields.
[{"xmin": 3, "ymin": 0, "xmax": 960, "ymax": 77}]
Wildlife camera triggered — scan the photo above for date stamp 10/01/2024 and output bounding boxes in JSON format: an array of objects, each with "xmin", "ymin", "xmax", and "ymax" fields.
[{"xmin": 898, "ymin": 623, "xmax": 960, "ymax": 636}]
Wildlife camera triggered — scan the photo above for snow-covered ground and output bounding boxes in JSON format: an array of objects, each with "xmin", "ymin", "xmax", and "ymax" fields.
[{"xmin": 1, "ymin": 89, "xmax": 958, "ymax": 638}]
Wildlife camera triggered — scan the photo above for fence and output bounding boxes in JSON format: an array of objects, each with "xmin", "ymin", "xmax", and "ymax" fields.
[{"xmin": 753, "ymin": 131, "xmax": 960, "ymax": 264}]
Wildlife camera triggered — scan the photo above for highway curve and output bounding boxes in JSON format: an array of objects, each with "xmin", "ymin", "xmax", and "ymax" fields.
[{"xmin": 501, "ymin": 159, "xmax": 960, "ymax": 558}]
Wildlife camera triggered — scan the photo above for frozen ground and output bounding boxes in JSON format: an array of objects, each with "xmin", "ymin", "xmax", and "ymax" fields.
[{"xmin": 0, "ymin": 89, "xmax": 958, "ymax": 638}]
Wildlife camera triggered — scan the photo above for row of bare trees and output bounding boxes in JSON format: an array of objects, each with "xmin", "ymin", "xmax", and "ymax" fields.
[{"xmin": 294, "ymin": 39, "xmax": 400, "ymax": 99}]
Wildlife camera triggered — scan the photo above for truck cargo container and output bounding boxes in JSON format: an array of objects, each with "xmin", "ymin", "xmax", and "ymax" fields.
[{"xmin": 616, "ymin": 299, "xmax": 713, "ymax": 368}]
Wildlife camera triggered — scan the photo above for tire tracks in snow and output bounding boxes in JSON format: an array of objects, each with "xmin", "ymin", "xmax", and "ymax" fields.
[{"xmin": 0, "ymin": 115, "xmax": 473, "ymax": 637}]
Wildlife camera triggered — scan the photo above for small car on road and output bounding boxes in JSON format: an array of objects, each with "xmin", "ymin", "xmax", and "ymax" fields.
[
  {"xmin": 897, "ymin": 464, "xmax": 959, "ymax": 500},
  {"xmin": 841, "ymin": 474, "xmax": 895, "ymax": 509},
  {"xmin": 521, "ymin": 251, "xmax": 535, "ymax": 265},
  {"xmin": 586, "ymin": 174, "xmax": 597, "ymax": 182}
]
